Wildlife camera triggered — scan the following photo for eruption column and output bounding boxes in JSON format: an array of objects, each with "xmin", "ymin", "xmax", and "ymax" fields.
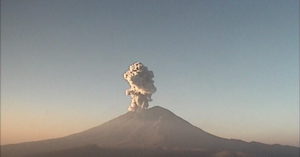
[{"xmin": 124, "ymin": 62, "xmax": 156, "ymax": 111}]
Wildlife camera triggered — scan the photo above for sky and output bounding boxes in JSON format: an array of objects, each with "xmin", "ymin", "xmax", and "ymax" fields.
[{"xmin": 1, "ymin": 0, "xmax": 299, "ymax": 146}]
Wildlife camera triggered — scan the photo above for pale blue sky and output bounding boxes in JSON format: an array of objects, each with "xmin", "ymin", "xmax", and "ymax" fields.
[{"xmin": 1, "ymin": 0, "xmax": 299, "ymax": 146}]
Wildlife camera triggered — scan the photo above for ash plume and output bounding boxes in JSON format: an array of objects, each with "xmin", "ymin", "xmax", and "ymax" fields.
[{"xmin": 124, "ymin": 62, "xmax": 156, "ymax": 111}]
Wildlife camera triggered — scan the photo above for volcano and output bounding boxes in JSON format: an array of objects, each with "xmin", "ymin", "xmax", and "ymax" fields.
[{"xmin": 1, "ymin": 106, "xmax": 299, "ymax": 157}]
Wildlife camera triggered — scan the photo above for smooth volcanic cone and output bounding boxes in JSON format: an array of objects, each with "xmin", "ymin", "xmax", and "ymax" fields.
[
  {"xmin": 123, "ymin": 62, "xmax": 156, "ymax": 111},
  {"xmin": 1, "ymin": 106, "xmax": 298, "ymax": 157}
]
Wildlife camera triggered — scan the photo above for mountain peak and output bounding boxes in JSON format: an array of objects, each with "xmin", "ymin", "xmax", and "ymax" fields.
[
  {"xmin": 126, "ymin": 106, "xmax": 177, "ymax": 121},
  {"xmin": 147, "ymin": 106, "xmax": 174, "ymax": 115},
  {"xmin": 148, "ymin": 105, "xmax": 170, "ymax": 111}
]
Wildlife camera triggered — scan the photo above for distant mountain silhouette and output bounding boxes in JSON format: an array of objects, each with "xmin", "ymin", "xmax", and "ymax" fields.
[{"xmin": 1, "ymin": 106, "xmax": 299, "ymax": 157}]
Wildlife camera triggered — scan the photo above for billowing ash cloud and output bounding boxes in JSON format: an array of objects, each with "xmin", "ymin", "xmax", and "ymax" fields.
[{"xmin": 124, "ymin": 62, "xmax": 156, "ymax": 111}]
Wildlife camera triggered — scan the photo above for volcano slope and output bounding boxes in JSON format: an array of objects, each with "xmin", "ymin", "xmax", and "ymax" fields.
[{"xmin": 1, "ymin": 106, "xmax": 299, "ymax": 157}]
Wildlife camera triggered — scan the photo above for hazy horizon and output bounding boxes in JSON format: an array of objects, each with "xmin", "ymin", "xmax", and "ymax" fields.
[{"xmin": 1, "ymin": 0, "xmax": 299, "ymax": 147}]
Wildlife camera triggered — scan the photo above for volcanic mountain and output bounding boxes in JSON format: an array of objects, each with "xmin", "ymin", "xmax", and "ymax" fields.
[{"xmin": 1, "ymin": 106, "xmax": 299, "ymax": 157}]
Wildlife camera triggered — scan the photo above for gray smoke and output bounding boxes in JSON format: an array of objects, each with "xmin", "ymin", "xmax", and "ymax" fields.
[{"xmin": 124, "ymin": 62, "xmax": 156, "ymax": 111}]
